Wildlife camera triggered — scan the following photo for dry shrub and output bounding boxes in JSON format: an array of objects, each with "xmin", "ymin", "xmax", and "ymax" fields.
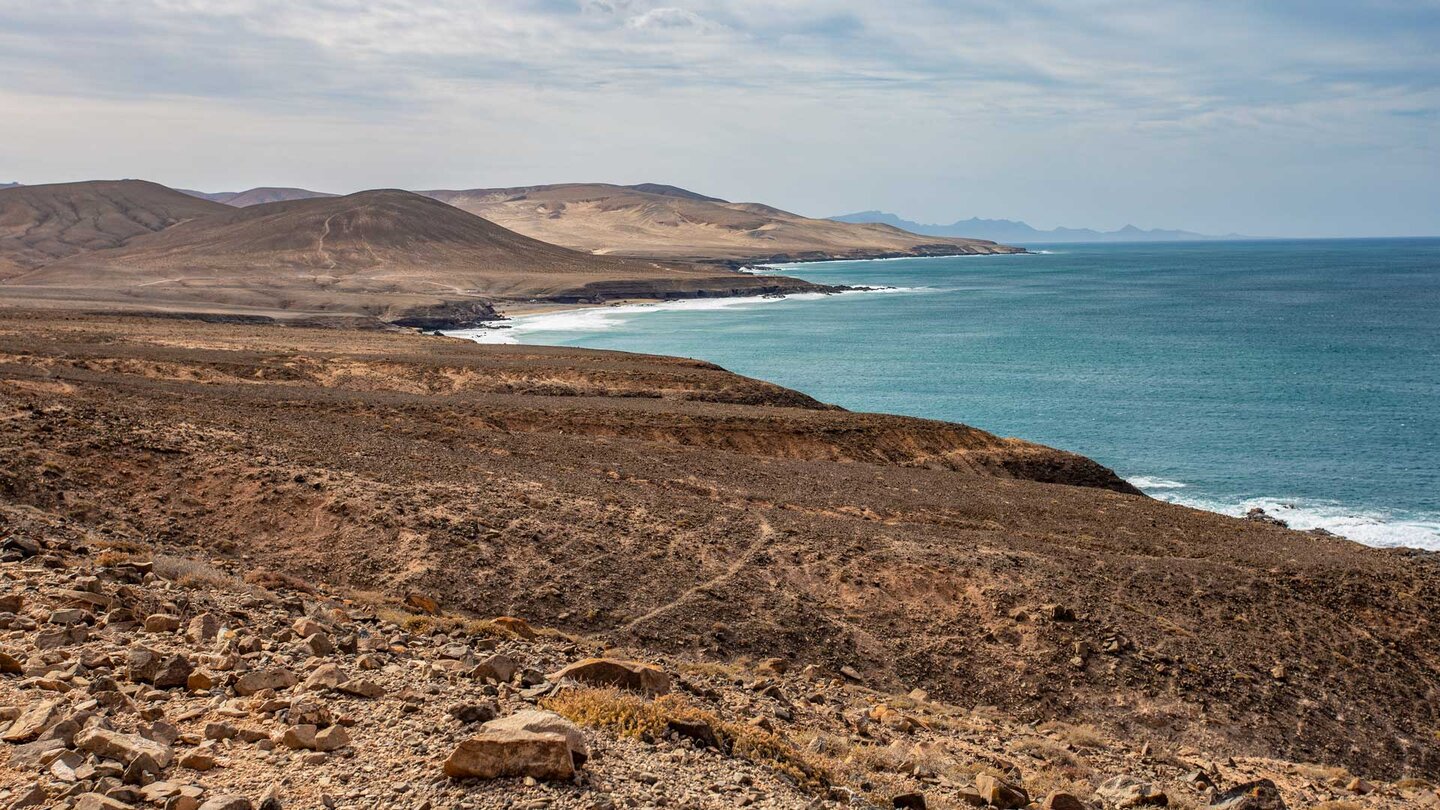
[
  {"xmin": 374, "ymin": 607, "xmax": 545, "ymax": 640},
  {"xmin": 93, "ymin": 538, "xmax": 151, "ymax": 555},
  {"xmin": 1294, "ymin": 762, "xmax": 1353, "ymax": 783},
  {"xmin": 1313, "ymin": 802, "xmax": 1362, "ymax": 810},
  {"xmin": 1039, "ymin": 721, "xmax": 1107, "ymax": 750},
  {"xmin": 94, "ymin": 550, "xmax": 141, "ymax": 567},
  {"xmin": 244, "ymin": 569, "xmax": 317, "ymax": 594},
  {"xmin": 152, "ymin": 554, "xmax": 247, "ymax": 592},
  {"xmin": 542, "ymin": 687, "xmax": 830, "ymax": 793},
  {"xmin": 677, "ymin": 660, "xmax": 749, "ymax": 680},
  {"xmin": 1008, "ymin": 736, "xmax": 1084, "ymax": 770}
]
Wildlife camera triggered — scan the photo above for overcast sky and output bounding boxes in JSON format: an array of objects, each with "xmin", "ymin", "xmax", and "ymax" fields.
[{"xmin": 1, "ymin": 1, "xmax": 1436, "ymax": 236}]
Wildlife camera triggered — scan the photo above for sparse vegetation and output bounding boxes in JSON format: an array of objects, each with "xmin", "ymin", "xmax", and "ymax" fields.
[
  {"xmin": 244, "ymin": 568, "xmax": 318, "ymax": 593},
  {"xmin": 543, "ymin": 687, "xmax": 832, "ymax": 793},
  {"xmin": 153, "ymin": 554, "xmax": 256, "ymax": 594}
]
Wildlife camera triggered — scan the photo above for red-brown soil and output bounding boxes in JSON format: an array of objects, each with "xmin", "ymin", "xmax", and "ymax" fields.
[{"xmin": 1, "ymin": 311, "xmax": 1436, "ymax": 781}]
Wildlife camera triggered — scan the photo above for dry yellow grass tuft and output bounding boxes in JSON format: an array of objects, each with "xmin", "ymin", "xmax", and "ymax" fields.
[
  {"xmin": 93, "ymin": 550, "xmax": 141, "ymax": 567},
  {"xmin": 542, "ymin": 688, "xmax": 831, "ymax": 793}
]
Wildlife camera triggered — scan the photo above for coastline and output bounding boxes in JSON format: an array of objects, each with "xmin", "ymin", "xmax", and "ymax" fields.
[
  {"xmin": 451, "ymin": 283, "xmax": 904, "ymax": 344},
  {"xmin": 450, "ymin": 247, "xmax": 1440, "ymax": 551}
]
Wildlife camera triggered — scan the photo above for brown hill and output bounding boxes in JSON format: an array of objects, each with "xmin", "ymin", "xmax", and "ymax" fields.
[
  {"xmin": 0, "ymin": 179, "xmax": 230, "ymax": 279},
  {"xmin": 181, "ymin": 186, "xmax": 338, "ymax": 207},
  {"xmin": 2, "ymin": 310, "xmax": 1437, "ymax": 782},
  {"xmin": 2, "ymin": 189, "xmax": 826, "ymax": 326},
  {"xmin": 420, "ymin": 183, "xmax": 1023, "ymax": 263}
]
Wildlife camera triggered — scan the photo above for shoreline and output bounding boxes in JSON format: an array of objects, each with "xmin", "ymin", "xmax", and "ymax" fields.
[
  {"xmin": 451, "ymin": 258, "xmax": 1440, "ymax": 552},
  {"xmin": 452, "ymin": 284, "xmax": 902, "ymax": 344}
]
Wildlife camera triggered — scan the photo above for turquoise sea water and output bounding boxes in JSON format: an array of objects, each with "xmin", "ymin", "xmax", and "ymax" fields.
[{"xmin": 451, "ymin": 239, "xmax": 1440, "ymax": 549}]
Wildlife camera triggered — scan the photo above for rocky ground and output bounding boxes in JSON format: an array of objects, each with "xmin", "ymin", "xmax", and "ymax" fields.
[
  {"xmin": 1, "ymin": 311, "xmax": 1439, "ymax": 808},
  {"xmin": 2, "ymin": 508, "xmax": 1434, "ymax": 810}
]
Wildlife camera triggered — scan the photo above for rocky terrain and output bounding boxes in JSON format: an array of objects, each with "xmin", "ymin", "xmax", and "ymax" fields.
[
  {"xmin": 417, "ymin": 184, "xmax": 1023, "ymax": 264},
  {"xmin": 1, "ymin": 311, "xmax": 1438, "ymax": 810},
  {"xmin": 2, "ymin": 501, "xmax": 1435, "ymax": 810}
]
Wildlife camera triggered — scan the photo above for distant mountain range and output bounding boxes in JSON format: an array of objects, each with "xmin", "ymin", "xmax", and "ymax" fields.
[
  {"xmin": 179, "ymin": 186, "xmax": 337, "ymax": 207},
  {"xmin": 831, "ymin": 211, "xmax": 1246, "ymax": 243}
]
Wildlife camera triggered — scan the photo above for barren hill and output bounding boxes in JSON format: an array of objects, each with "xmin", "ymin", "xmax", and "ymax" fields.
[
  {"xmin": 0, "ymin": 180, "xmax": 230, "ymax": 280},
  {"xmin": 2, "ymin": 189, "xmax": 825, "ymax": 326},
  {"xmin": 420, "ymin": 183, "xmax": 1022, "ymax": 264},
  {"xmin": 181, "ymin": 186, "xmax": 338, "ymax": 207},
  {"xmin": 2, "ymin": 311, "xmax": 1437, "ymax": 790}
]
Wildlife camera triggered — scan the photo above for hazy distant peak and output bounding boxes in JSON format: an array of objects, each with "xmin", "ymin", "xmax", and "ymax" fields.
[
  {"xmin": 830, "ymin": 211, "xmax": 1239, "ymax": 243},
  {"xmin": 181, "ymin": 186, "xmax": 337, "ymax": 207}
]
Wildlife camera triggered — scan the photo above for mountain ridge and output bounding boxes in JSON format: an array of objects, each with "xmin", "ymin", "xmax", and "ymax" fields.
[
  {"xmin": 179, "ymin": 186, "xmax": 339, "ymax": 207},
  {"xmin": 0, "ymin": 179, "xmax": 232, "ymax": 279},
  {"xmin": 832, "ymin": 210, "xmax": 1247, "ymax": 243},
  {"xmin": 1, "ymin": 186, "xmax": 824, "ymax": 325}
]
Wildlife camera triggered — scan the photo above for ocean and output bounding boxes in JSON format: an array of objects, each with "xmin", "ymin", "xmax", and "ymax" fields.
[{"xmin": 449, "ymin": 238, "xmax": 1440, "ymax": 550}]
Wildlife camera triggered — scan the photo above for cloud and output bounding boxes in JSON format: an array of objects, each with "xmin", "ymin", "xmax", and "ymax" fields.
[{"xmin": 0, "ymin": 0, "xmax": 1435, "ymax": 235}]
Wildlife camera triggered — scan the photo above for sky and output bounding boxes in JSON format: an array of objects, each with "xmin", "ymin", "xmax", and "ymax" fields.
[{"xmin": 1, "ymin": 0, "xmax": 1437, "ymax": 236}]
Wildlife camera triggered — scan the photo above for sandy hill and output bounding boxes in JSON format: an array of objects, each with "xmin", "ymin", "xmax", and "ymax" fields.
[
  {"xmin": 420, "ymin": 183, "xmax": 1023, "ymax": 264},
  {"xmin": 181, "ymin": 186, "xmax": 339, "ymax": 207},
  {"xmin": 0, "ymin": 180, "xmax": 230, "ymax": 280},
  {"xmin": 1, "ymin": 189, "xmax": 824, "ymax": 326}
]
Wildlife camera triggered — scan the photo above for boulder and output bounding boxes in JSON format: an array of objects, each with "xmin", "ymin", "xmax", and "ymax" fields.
[
  {"xmin": 976, "ymin": 774, "xmax": 1029, "ymax": 809},
  {"xmin": 0, "ymin": 650, "xmax": 23, "ymax": 673},
  {"xmin": 443, "ymin": 728, "xmax": 575, "ymax": 780},
  {"xmin": 314, "ymin": 725, "xmax": 350, "ymax": 752},
  {"xmin": 1210, "ymin": 779, "xmax": 1287, "ymax": 810},
  {"xmin": 280, "ymin": 725, "xmax": 319, "ymax": 750},
  {"xmin": 179, "ymin": 749, "xmax": 218, "ymax": 771},
  {"xmin": 449, "ymin": 702, "xmax": 499, "ymax": 724},
  {"xmin": 548, "ymin": 658, "xmax": 670, "ymax": 696},
  {"xmin": 471, "ymin": 653, "xmax": 520, "ymax": 683},
  {"xmin": 292, "ymin": 618, "xmax": 328, "ymax": 637},
  {"xmin": 234, "ymin": 668, "xmax": 298, "ymax": 695},
  {"xmin": 144, "ymin": 613, "xmax": 182, "ymax": 632},
  {"xmin": 2, "ymin": 698, "xmax": 65, "ymax": 742},
  {"xmin": 483, "ymin": 710, "xmax": 589, "ymax": 765},
  {"xmin": 893, "ymin": 794, "xmax": 927, "ymax": 810},
  {"xmin": 129, "ymin": 647, "xmax": 193, "ymax": 688},
  {"xmin": 48, "ymin": 608, "xmax": 90, "ymax": 625},
  {"xmin": 757, "ymin": 657, "xmax": 789, "ymax": 675},
  {"xmin": 336, "ymin": 678, "xmax": 385, "ymax": 698},
  {"xmin": 75, "ymin": 727, "xmax": 175, "ymax": 768},
  {"xmin": 303, "ymin": 663, "xmax": 347, "ymax": 690},
  {"xmin": 404, "ymin": 592, "xmax": 440, "ymax": 615},
  {"xmin": 1042, "ymin": 793, "xmax": 1090, "ymax": 810},
  {"xmin": 666, "ymin": 718, "xmax": 719, "ymax": 750},
  {"xmin": 1097, "ymin": 775, "xmax": 1168, "ymax": 808},
  {"xmin": 187, "ymin": 613, "xmax": 221, "ymax": 644}
]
